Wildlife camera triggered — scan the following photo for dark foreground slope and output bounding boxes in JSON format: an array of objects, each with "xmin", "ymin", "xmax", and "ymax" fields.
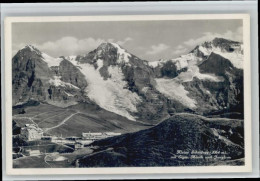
[{"xmin": 77, "ymin": 113, "xmax": 244, "ymax": 167}]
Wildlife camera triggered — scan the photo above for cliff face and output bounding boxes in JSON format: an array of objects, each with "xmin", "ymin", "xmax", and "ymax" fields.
[
  {"xmin": 12, "ymin": 37, "xmax": 244, "ymax": 123},
  {"xmin": 12, "ymin": 46, "xmax": 88, "ymax": 107},
  {"xmin": 12, "ymin": 46, "xmax": 51, "ymax": 105},
  {"xmin": 197, "ymin": 52, "xmax": 244, "ymax": 114},
  {"xmin": 58, "ymin": 59, "xmax": 88, "ymax": 89}
]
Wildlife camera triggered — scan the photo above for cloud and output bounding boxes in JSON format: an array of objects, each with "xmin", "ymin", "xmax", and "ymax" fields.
[
  {"xmin": 145, "ymin": 43, "xmax": 169, "ymax": 55},
  {"xmin": 168, "ymin": 26, "xmax": 243, "ymax": 58},
  {"xmin": 115, "ymin": 37, "xmax": 133, "ymax": 45},
  {"xmin": 12, "ymin": 43, "xmax": 27, "ymax": 55},
  {"xmin": 183, "ymin": 26, "xmax": 243, "ymax": 47},
  {"xmin": 172, "ymin": 45, "xmax": 188, "ymax": 55},
  {"xmin": 12, "ymin": 37, "xmax": 133, "ymax": 57},
  {"xmin": 37, "ymin": 37, "xmax": 105, "ymax": 56}
]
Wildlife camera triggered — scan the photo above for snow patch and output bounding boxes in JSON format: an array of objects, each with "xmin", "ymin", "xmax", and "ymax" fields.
[
  {"xmin": 200, "ymin": 44, "xmax": 244, "ymax": 69},
  {"xmin": 49, "ymin": 76, "xmax": 80, "ymax": 90},
  {"xmin": 25, "ymin": 45, "xmax": 36, "ymax": 51},
  {"xmin": 170, "ymin": 53, "xmax": 201, "ymax": 70},
  {"xmin": 111, "ymin": 43, "xmax": 131, "ymax": 64},
  {"xmin": 205, "ymin": 90, "xmax": 211, "ymax": 95},
  {"xmin": 213, "ymin": 51, "xmax": 243, "ymax": 69},
  {"xmin": 172, "ymin": 54, "xmax": 223, "ymax": 82},
  {"xmin": 148, "ymin": 61, "xmax": 160, "ymax": 68},
  {"xmin": 198, "ymin": 46, "xmax": 211, "ymax": 56},
  {"xmin": 41, "ymin": 53, "xmax": 63, "ymax": 67},
  {"xmin": 64, "ymin": 91, "xmax": 74, "ymax": 97},
  {"xmin": 148, "ymin": 59, "xmax": 167, "ymax": 68},
  {"xmin": 96, "ymin": 59, "xmax": 103, "ymax": 69},
  {"xmin": 15, "ymin": 102, "xmax": 26, "ymax": 106},
  {"xmin": 65, "ymin": 55, "xmax": 77, "ymax": 62}
]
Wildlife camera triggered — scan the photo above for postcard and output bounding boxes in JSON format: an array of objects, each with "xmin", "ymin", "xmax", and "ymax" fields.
[{"xmin": 4, "ymin": 14, "xmax": 252, "ymax": 175}]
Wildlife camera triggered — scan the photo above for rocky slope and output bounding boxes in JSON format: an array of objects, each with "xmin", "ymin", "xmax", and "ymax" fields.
[{"xmin": 12, "ymin": 37, "xmax": 244, "ymax": 123}]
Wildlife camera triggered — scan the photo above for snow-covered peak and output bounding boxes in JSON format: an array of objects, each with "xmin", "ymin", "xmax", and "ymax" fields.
[
  {"xmin": 20, "ymin": 45, "xmax": 42, "ymax": 55},
  {"xmin": 23, "ymin": 45, "xmax": 39, "ymax": 51},
  {"xmin": 96, "ymin": 42, "xmax": 132, "ymax": 64},
  {"xmin": 197, "ymin": 38, "xmax": 243, "ymax": 69},
  {"xmin": 110, "ymin": 43, "xmax": 131, "ymax": 63},
  {"xmin": 17, "ymin": 45, "xmax": 67, "ymax": 68},
  {"xmin": 212, "ymin": 37, "xmax": 241, "ymax": 46},
  {"xmin": 97, "ymin": 42, "xmax": 113, "ymax": 49},
  {"xmin": 199, "ymin": 37, "xmax": 243, "ymax": 54},
  {"xmin": 41, "ymin": 52, "xmax": 63, "ymax": 68}
]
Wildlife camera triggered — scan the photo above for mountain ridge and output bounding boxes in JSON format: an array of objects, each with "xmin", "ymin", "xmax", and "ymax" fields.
[{"xmin": 12, "ymin": 37, "xmax": 244, "ymax": 123}]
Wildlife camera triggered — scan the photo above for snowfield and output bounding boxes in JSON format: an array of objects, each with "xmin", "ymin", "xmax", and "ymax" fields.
[
  {"xmin": 155, "ymin": 78, "xmax": 197, "ymax": 109},
  {"xmin": 154, "ymin": 50, "xmax": 223, "ymax": 108},
  {"xmin": 155, "ymin": 64, "xmax": 223, "ymax": 109},
  {"xmin": 68, "ymin": 57, "xmax": 141, "ymax": 121}
]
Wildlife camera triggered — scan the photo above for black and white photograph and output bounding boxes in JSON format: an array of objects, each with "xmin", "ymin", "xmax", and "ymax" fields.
[{"xmin": 4, "ymin": 14, "xmax": 252, "ymax": 174}]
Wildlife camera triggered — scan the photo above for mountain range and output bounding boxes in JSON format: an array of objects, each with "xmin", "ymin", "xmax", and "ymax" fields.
[{"xmin": 12, "ymin": 37, "xmax": 244, "ymax": 124}]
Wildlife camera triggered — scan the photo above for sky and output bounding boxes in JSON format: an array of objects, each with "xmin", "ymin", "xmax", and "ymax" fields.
[{"xmin": 12, "ymin": 19, "xmax": 243, "ymax": 61}]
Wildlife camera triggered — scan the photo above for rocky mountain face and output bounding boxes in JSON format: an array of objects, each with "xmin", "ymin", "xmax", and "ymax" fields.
[
  {"xmin": 76, "ymin": 113, "xmax": 244, "ymax": 167},
  {"xmin": 12, "ymin": 37, "xmax": 244, "ymax": 123},
  {"xmin": 149, "ymin": 37, "xmax": 244, "ymax": 116},
  {"xmin": 12, "ymin": 45, "xmax": 88, "ymax": 107},
  {"xmin": 12, "ymin": 46, "xmax": 51, "ymax": 105}
]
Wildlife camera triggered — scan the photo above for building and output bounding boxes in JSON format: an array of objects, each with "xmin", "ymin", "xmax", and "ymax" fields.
[
  {"xmin": 82, "ymin": 132, "xmax": 121, "ymax": 140},
  {"xmin": 20, "ymin": 124, "xmax": 43, "ymax": 141},
  {"xmin": 104, "ymin": 132, "xmax": 121, "ymax": 137},
  {"xmin": 82, "ymin": 132, "xmax": 105, "ymax": 140},
  {"xmin": 74, "ymin": 142, "xmax": 84, "ymax": 150},
  {"xmin": 65, "ymin": 136, "xmax": 81, "ymax": 141},
  {"xmin": 24, "ymin": 149, "xmax": 41, "ymax": 156},
  {"xmin": 41, "ymin": 136, "xmax": 52, "ymax": 141}
]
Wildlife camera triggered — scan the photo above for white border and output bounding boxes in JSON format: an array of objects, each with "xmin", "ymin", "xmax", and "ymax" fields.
[{"xmin": 4, "ymin": 14, "xmax": 252, "ymax": 175}]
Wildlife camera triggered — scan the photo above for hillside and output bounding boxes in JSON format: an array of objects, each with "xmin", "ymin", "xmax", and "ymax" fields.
[
  {"xmin": 13, "ymin": 102, "xmax": 152, "ymax": 137},
  {"xmin": 76, "ymin": 113, "xmax": 244, "ymax": 167}
]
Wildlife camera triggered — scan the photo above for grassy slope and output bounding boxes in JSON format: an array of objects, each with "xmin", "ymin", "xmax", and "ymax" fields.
[{"xmin": 13, "ymin": 102, "xmax": 152, "ymax": 137}]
